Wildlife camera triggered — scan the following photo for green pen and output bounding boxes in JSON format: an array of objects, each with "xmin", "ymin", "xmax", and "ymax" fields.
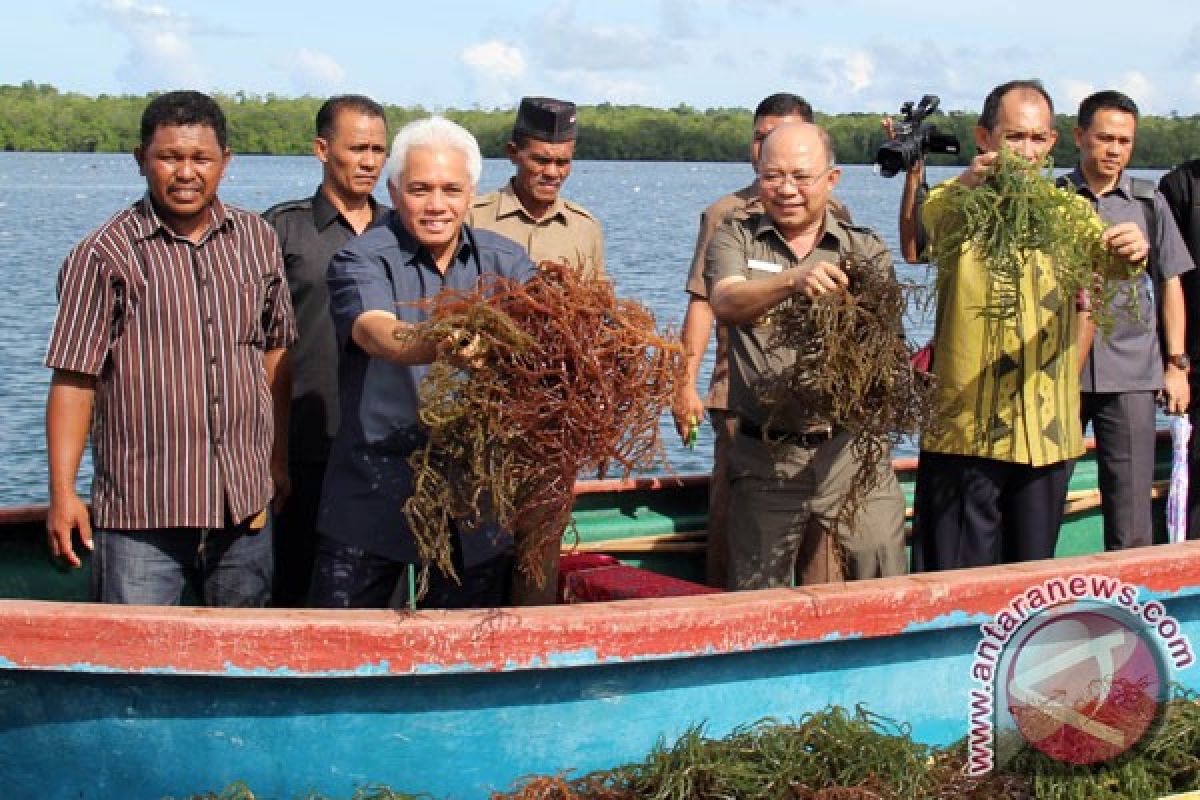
[{"xmin": 686, "ymin": 415, "xmax": 699, "ymax": 449}]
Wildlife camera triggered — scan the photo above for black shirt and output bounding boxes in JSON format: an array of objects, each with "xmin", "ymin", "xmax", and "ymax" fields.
[{"xmin": 264, "ymin": 188, "xmax": 389, "ymax": 462}]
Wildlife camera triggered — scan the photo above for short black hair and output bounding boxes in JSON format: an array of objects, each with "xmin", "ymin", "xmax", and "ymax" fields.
[
  {"xmin": 753, "ymin": 93, "xmax": 814, "ymax": 123},
  {"xmin": 316, "ymin": 94, "xmax": 387, "ymax": 139},
  {"xmin": 1077, "ymin": 90, "xmax": 1139, "ymax": 130},
  {"xmin": 140, "ymin": 90, "xmax": 227, "ymax": 149},
  {"xmin": 979, "ymin": 79, "xmax": 1054, "ymax": 131}
]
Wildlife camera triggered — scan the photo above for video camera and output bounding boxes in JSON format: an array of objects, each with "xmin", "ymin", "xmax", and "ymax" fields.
[{"xmin": 876, "ymin": 95, "xmax": 960, "ymax": 178}]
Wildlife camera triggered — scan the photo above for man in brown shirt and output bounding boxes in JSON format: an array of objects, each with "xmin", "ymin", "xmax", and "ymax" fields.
[
  {"xmin": 44, "ymin": 91, "xmax": 297, "ymax": 605},
  {"xmin": 706, "ymin": 122, "xmax": 906, "ymax": 589},
  {"xmin": 469, "ymin": 96, "xmax": 605, "ymax": 280},
  {"xmin": 674, "ymin": 93, "xmax": 849, "ymax": 588}
]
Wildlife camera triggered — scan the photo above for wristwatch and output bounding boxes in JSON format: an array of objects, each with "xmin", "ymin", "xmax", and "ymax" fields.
[{"xmin": 1167, "ymin": 353, "xmax": 1192, "ymax": 371}]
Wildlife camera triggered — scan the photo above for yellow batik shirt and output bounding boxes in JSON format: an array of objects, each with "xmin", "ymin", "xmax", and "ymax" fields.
[{"xmin": 920, "ymin": 180, "xmax": 1095, "ymax": 466}]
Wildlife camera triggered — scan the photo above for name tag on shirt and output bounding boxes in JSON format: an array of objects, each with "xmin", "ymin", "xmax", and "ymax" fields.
[{"xmin": 747, "ymin": 258, "xmax": 784, "ymax": 273}]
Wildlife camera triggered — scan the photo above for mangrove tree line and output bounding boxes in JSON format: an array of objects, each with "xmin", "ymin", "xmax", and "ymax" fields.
[{"xmin": 3, "ymin": 82, "xmax": 1199, "ymax": 167}]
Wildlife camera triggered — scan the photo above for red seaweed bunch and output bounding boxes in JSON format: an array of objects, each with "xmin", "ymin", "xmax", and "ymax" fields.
[{"xmin": 402, "ymin": 261, "xmax": 683, "ymax": 592}]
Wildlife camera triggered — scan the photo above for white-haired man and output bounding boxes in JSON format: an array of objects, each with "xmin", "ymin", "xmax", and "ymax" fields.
[{"xmin": 311, "ymin": 117, "xmax": 536, "ymax": 609}]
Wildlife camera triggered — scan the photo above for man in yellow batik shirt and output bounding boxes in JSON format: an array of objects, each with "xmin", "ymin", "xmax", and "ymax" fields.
[{"xmin": 911, "ymin": 79, "xmax": 1148, "ymax": 571}]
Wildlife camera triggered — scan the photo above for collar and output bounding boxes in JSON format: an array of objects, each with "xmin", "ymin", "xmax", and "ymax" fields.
[
  {"xmin": 1066, "ymin": 167, "xmax": 1132, "ymax": 200},
  {"xmin": 313, "ymin": 186, "xmax": 381, "ymax": 231},
  {"xmin": 752, "ymin": 207, "xmax": 849, "ymax": 253},
  {"xmin": 388, "ymin": 211, "xmax": 476, "ymax": 268},
  {"xmin": 497, "ymin": 180, "xmax": 567, "ymax": 224},
  {"xmin": 132, "ymin": 193, "xmax": 230, "ymax": 243}
]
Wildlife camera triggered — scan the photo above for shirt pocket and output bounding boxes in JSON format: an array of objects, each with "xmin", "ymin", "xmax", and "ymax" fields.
[{"xmin": 237, "ymin": 277, "xmax": 267, "ymax": 347}]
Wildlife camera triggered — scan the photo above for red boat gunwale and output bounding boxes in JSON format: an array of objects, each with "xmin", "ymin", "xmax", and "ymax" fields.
[{"xmin": 2, "ymin": 543, "xmax": 1197, "ymax": 677}]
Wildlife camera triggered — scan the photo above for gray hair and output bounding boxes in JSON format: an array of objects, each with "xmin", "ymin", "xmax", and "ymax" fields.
[{"xmin": 385, "ymin": 116, "xmax": 482, "ymax": 189}]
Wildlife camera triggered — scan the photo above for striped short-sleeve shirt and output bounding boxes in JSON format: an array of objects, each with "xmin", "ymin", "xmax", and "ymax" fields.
[{"xmin": 45, "ymin": 195, "xmax": 298, "ymax": 530}]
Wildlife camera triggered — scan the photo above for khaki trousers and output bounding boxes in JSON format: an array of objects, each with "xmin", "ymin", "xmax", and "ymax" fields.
[{"xmin": 727, "ymin": 430, "xmax": 907, "ymax": 590}]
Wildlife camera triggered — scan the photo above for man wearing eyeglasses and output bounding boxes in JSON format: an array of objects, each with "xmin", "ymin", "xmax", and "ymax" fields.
[{"xmin": 705, "ymin": 122, "xmax": 907, "ymax": 590}]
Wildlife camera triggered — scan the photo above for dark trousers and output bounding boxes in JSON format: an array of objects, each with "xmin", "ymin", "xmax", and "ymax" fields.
[
  {"xmin": 1081, "ymin": 391, "xmax": 1156, "ymax": 550},
  {"xmin": 272, "ymin": 458, "xmax": 326, "ymax": 607},
  {"xmin": 309, "ymin": 535, "xmax": 513, "ymax": 609},
  {"xmin": 911, "ymin": 451, "xmax": 1071, "ymax": 571},
  {"xmin": 1188, "ymin": 380, "xmax": 1200, "ymax": 541},
  {"xmin": 705, "ymin": 409, "xmax": 737, "ymax": 588}
]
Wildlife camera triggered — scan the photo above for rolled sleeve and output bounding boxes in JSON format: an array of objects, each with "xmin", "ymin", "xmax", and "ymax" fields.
[
  {"xmin": 1152, "ymin": 192, "xmax": 1195, "ymax": 282},
  {"xmin": 327, "ymin": 245, "xmax": 400, "ymax": 351},
  {"xmin": 685, "ymin": 208, "xmax": 715, "ymax": 299},
  {"xmin": 44, "ymin": 245, "xmax": 117, "ymax": 377},
  {"xmin": 261, "ymin": 247, "xmax": 298, "ymax": 350}
]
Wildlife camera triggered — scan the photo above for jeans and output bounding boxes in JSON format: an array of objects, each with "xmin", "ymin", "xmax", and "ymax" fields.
[{"xmin": 91, "ymin": 515, "xmax": 274, "ymax": 606}]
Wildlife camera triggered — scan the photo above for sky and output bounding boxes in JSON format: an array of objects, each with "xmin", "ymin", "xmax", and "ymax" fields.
[{"xmin": 4, "ymin": 0, "xmax": 1200, "ymax": 116}]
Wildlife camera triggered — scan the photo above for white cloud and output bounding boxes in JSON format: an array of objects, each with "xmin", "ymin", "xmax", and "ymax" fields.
[
  {"xmin": 660, "ymin": 0, "xmax": 700, "ymax": 38},
  {"xmin": 1115, "ymin": 70, "xmax": 1157, "ymax": 108},
  {"xmin": 548, "ymin": 70, "xmax": 662, "ymax": 105},
  {"xmin": 1059, "ymin": 79, "xmax": 1095, "ymax": 114},
  {"xmin": 93, "ymin": 0, "xmax": 209, "ymax": 91},
  {"xmin": 460, "ymin": 40, "xmax": 528, "ymax": 107},
  {"xmin": 840, "ymin": 50, "xmax": 874, "ymax": 94},
  {"xmin": 538, "ymin": 2, "xmax": 686, "ymax": 71},
  {"xmin": 288, "ymin": 48, "xmax": 345, "ymax": 95},
  {"xmin": 461, "ymin": 40, "xmax": 527, "ymax": 84},
  {"xmin": 788, "ymin": 47, "xmax": 876, "ymax": 100}
]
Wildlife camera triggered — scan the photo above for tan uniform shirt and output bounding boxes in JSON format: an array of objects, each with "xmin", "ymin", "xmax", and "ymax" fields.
[
  {"xmin": 686, "ymin": 186, "xmax": 852, "ymax": 411},
  {"xmin": 685, "ymin": 185, "xmax": 759, "ymax": 411},
  {"xmin": 469, "ymin": 181, "xmax": 605, "ymax": 280},
  {"xmin": 705, "ymin": 208, "xmax": 895, "ymax": 433}
]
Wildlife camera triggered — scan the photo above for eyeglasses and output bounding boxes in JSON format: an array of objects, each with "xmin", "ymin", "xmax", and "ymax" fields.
[{"xmin": 758, "ymin": 166, "xmax": 833, "ymax": 190}]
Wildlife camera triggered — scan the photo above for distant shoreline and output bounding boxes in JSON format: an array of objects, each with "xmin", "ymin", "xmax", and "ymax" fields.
[{"xmin": 5, "ymin": 82, "xmax": 1199, "ymax": 169}]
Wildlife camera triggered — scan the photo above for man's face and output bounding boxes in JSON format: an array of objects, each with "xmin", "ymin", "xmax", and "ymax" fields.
[
  {"xmin": 757, "ymin": 125, "xmax": 840, "ymax": 235},
  {"xmin": 134, "ymin": 124, "xmax": 229, "ymax": 234},
  {"xmin": 389, "ymin": 144, "xmax": 473, "ymax": 259},
  {"xmin": 751, "ymin": 113, "xmax": 807, "ymax": 168},
  {"xmin": 316, "ymin": 109, "xmax": 388, "ymax": 201},
  {"xmin": 1074, "ymin": 109, "xmax": 1136, "ymax": 184},
  {"xmin": 975, "ymin": 89, "xmax": 1058, "ymax": 163},
  {"xmin": 507, "ymin": 138, "xmax": 575, "ymax": 209}
]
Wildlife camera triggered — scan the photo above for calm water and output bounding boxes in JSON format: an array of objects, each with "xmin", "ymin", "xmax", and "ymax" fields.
[{"xmin": 0, "ymin": 153, "xmax": 1167, "ymax": 506}]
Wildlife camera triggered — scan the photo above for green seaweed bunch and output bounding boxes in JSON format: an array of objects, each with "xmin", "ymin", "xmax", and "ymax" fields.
[
  {"xmin": 927, "ymin": 148, "xmax": 1138, "ymax": 335},
  {"xmin": 756, "ymin": 251, "xmax": 935, "ymax": 535}
]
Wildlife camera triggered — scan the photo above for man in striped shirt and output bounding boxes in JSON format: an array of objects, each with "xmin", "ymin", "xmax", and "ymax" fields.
[{"xmin": 44, "ymin": 90, "xmax": 297, "ymax": 606}]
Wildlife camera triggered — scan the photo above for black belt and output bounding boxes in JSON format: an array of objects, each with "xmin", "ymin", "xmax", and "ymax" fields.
[{"xmin": 738, "ymin": 419, "xmax": 838, "ymax": 447}]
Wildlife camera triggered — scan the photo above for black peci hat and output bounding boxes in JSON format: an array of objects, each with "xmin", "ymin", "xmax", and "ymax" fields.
[{"xmin": 513, "ymin": 96, "xmax": 577, "ymax": 143}]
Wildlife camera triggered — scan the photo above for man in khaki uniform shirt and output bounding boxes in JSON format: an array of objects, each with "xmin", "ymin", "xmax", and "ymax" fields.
[
  {"xmin": 471, "ymin": 97, "xmax": 604, "ymax": 605},
  {"xmin": 470, "ymin": 96, "xmax": 605, "ymax": 280},
  {"xmin": 674, "ymin": 93, "xmax": 850, "ymax": 588},
  {"xmin": 706, "ymin": 122, "xmax": 906, "ymax": 590}
]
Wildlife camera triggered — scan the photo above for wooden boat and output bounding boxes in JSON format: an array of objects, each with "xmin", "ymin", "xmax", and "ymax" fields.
[{"xmin": 1, "ymin": 441, "xmax": 1197, "ymax": 799}]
